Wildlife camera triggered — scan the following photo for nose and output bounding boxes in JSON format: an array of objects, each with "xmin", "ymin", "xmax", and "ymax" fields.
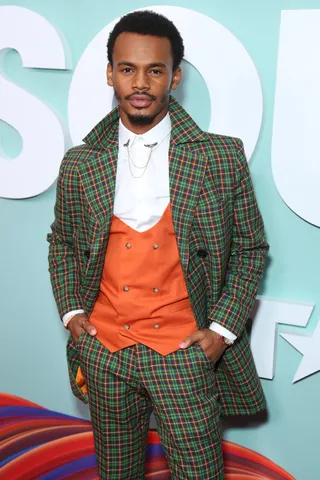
[{"xmin": 132, "ymin": 70, "xmax": 150, "ymax": 91}]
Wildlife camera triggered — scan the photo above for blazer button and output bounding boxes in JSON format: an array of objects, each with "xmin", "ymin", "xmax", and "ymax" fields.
[
  {"xmin": 125, "ymin": 242, "xmax": 132, "ymax": 249},
  {"xmin": 154, "ymin": 324, "xmax": 160, "ymax": 329},
  {"xmin": 153, "ymin": 243, "xmax": 159, "ymax": 250},
  {"xmin": 153, "ymin": 287, "xmax": 159, "ymax": 293},
  {"xmin": 84, "ymin": 250, "xmax": 90, "ymax": 258},
  {"xmin": 123, "ymin": 286, "xmax": 130, "ymax": 292},
  {"xmin": 124, "ymin": 324, "xmax": 130, "ymax": 330},
  {"xmin": 197, "ymin": 249, "xmax": 208, "ymax": 258}
]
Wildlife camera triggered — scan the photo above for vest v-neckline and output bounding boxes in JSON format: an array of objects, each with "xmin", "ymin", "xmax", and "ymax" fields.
[{"xmin": 112, "ymin": 202, "xmax": 171, "ymax": 235}]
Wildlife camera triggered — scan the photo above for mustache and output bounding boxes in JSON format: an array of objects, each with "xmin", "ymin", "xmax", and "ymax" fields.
[{"xmin": 125, "ymin": 92, "xmax": 156, "ymax": 101}]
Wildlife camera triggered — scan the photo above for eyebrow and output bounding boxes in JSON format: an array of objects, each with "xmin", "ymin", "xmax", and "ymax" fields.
[{"xmin": 117, "ymin": 61, "xmax": 168, "ymax": 69}]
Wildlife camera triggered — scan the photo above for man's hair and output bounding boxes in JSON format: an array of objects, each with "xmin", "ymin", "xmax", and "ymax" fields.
[{"xmin": 107, "ymin": 10, "xmax": 184, "ymax": 71}]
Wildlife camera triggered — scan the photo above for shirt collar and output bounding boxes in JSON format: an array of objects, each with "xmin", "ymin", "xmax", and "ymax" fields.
[{"xmin": 119, "ymin": 112, "xmax": 171, "ymax": 149}]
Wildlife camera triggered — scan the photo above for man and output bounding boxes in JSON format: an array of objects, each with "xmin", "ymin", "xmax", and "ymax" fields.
[{"xmin": 48, "ymin": 10, "xmax": 269, "ymax": 480}]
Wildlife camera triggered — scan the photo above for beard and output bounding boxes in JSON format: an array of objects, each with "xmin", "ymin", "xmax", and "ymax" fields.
[
  {"xmin": 127, "ymin": 114, "xmax": 156, "ymax": 125},
  {"xmin": 114, "ymin": 88, "xmax": 170, "ymax": 126}
]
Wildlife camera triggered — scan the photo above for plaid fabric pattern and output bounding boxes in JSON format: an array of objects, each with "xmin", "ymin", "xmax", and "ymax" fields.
[
  {"xmin": 48, "ymin": 96, "xmax": 269, "ymax": 416},
  {"xmin": 70, "ymin": 333, "xmax": 223, "ymax": 479}
]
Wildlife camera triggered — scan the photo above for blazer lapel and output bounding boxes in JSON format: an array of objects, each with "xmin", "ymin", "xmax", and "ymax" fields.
[
  {"xmin": 77, "ymin": 145, "xmax": 118, "ymax": 230},
  {"xmin": 169, "ymin": 143, "xmax": 206, "ymax": 273},
  {"xmin": 79, "ymin": 108, "xmax": 120, "ymax": 232},
  {"xmin": 168, "ymin": 98, "xmax": 209, "ymax": 274}
]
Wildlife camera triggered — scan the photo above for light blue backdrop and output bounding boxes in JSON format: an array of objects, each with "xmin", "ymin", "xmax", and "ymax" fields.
[{"xmin": 1, "ymin": 1, "xmax": 320, "ymax": 479}]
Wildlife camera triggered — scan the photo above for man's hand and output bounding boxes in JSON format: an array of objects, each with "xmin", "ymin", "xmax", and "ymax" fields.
[
  {"xmin": 67, "ymin": 313, "xmax": 97, "ymax": 343},
  {"xmin": 179, "ymin": 329, "xmax": 228, "ymax": 363}
]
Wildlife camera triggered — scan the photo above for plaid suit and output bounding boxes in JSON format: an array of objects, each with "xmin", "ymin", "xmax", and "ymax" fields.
[{"xmin": 48, "ymin": 97, "xmax": 269, "ymax": 478}]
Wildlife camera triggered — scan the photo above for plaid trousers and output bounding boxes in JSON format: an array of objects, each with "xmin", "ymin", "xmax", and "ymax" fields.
[{"xmin": 70, "ymin": 332, "xmax": 224, "ymax": 479}]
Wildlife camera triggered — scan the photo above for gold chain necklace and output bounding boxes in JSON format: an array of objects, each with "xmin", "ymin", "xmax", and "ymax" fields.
[
  {"xmin": 127, "ymin": 144, "xmax": 154, "ymax": 178},
  {"xmin": 125, "ymin": 131, "xmax": 171, "ymax": 179}
]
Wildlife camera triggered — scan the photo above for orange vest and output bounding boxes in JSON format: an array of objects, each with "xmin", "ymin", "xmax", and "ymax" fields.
[{"xmin": 90, "ymin": 204, "xmax": 198, "ymax": 355}]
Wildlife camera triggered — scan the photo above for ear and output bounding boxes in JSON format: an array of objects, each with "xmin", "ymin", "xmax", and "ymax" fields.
[
  {"xmin": 170, "ymin": 67, "xmax": 182, "ymax": 91},
  {"xmin": 106, "ymin": 63, "xmax": 114, "ymax": 87}
]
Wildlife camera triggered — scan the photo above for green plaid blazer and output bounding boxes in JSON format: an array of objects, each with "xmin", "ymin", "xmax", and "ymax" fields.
[{"xmin": 48, "ymin": 97, "xmax": 269, "ymax": 416}]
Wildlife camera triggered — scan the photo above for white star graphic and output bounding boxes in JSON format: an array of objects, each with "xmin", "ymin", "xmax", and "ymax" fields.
[
  {"xmin": 281, "ymin": 319, "xmax": 320, "ymax": 382},
  {"xmin": 250, "ymin": 296, "xmax": 314, "ymax": 380}
]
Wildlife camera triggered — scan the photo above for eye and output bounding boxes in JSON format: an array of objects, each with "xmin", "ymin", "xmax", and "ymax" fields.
[
  {"xmin": 150, "ymin": 69, "xmax": 162, "ymax": 75},
  {"xmin": 122, "ymin": 67, "xmax": 133, "ymax": 73}
]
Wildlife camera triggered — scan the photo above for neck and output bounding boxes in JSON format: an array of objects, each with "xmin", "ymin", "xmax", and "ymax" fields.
[{"xmin": 119, "ymin": 105, "xmax": 169, "ymax": 134}]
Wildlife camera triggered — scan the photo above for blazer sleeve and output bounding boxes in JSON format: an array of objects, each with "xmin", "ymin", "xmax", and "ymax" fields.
[
  {"xmin": 47, "ymin": 154, "xmax": 84, "ymax": 319},
  {"xmin": 207, "ymin": 139, "xmax": 269, "ymax": 337}
]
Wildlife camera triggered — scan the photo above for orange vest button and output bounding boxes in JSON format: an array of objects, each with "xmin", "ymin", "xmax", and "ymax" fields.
[
  {"xmin": 153, "ymin": 243, "xmax": 159, "ymax": 250},
  {"xmin": 123, "ymin": 286, "xmax": 130, "ymax": 292},
  {"xmin": 125, "ymin": 243, "xmax": 132, "ymax": 249},
  {"xmin": 153, "ymin": 287, "xmax": 159, "ymax": 293},
  {"xmin": 124, "ymin": 324, "xmax": 130, "ymax": 330},
  {"xmin": 154, "ymin": 324, "xmax": 160, "ymax": 329}
]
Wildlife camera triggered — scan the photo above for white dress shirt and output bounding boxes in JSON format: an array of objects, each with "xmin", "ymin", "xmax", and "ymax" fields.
[{"xmin": 63, "ymin": 113, "xmax": 236, "ymax": 342}]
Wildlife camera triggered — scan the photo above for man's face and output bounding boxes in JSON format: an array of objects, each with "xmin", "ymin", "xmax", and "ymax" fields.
[{"xmin": 107, "ymin": 32, "xmax": 182, "ymax": 131}]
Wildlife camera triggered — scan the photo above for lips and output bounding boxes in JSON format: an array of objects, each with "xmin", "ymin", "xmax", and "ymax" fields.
[{"xmin": 128, "ymin": 95, "xmax": 153, "ymax": 109}]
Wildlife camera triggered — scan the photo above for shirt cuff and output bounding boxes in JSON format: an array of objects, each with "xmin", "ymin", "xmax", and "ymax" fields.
[
  {"xmin": 62, "ymin": 309, "xmax": 85, "ymax": 328},
  {"xmin": 209, "ymin": 322, "xmax": 237, "ymax": 342}
]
